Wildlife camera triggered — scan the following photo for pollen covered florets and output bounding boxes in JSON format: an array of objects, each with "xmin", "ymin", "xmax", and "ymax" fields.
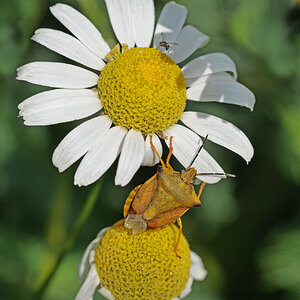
[
  {"xmin": 98, "ymin": 47, "xmax": 186, "ymax": 134},
  {"xmin": 94, "ymin": 221, "xmax": 191, "ymax": 300}
]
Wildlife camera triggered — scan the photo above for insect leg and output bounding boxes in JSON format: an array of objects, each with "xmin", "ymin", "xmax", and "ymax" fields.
[
  {"xmin": 174, "ymin": 217, "xmax": 182, "ymax": 258},
  {"xmin": 166, "ymin": 136, "xmax": 174, "ymax": 168},
  {"xmin": 150, "ymin": 135, "xmax": 166, "ymax": 167},
  {"xmin": 123, "ymin": 184, "xmax": 142, "ymax": 217},
  {"xmin": 197, "ymin": 182, "xmax": 207, "ymax": 200}
]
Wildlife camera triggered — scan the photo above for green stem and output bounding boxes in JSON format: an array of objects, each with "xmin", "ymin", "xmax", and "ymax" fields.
[{"xmin": 31, "ymin": 180, "xmax": 102, "ymax": 300}]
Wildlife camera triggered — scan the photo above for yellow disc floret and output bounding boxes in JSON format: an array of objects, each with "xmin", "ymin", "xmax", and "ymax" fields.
[
  {"xmin": 94, "ymin": 221, "xmax": 191, "ymax": 300},
  {"xmin": 98, "ymin": 47, "xmax": 186, "ymax": 134}
]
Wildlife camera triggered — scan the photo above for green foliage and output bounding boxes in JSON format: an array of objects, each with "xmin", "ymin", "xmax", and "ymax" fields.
[{"xmin": 259, "ymin": 225, "xmax": 300, "ymax": 299}]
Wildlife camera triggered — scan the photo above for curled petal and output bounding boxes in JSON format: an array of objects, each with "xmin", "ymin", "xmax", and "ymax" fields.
[
  {"xmin": 182, "ymin": 52, "xmax": 237, "ymax": 80},
  {"xmin": 75, "ymin": 264, "xmax": 99, "ymax": 300},
  {"xmin": 181, "ymin": 111, "xmax": 254, "ymax": 163},
  {"xmin": 186, "ymin": 73, "xmax": 255, "ymax": 111}
]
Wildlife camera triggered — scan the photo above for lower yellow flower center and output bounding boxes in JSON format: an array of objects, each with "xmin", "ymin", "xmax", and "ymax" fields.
[
  {"xmin": 94, "ymin": 221, "xmax": 191, "ymax": 300},
  {"xmin": 98, "ymin": 47, "xmax": 186, "ymax": 134}
]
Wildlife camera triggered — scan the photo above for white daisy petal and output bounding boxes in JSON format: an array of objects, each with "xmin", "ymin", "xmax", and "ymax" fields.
[
  {"xmin": 17, "ymin": 62, "xmax": 98, "ymax": 89},
  {"xmin": 186, "ymin": 72, "xmax": 255, "ymax": 111},
  {"xmin": 105, "ymin": 0, "xmax": 135, "ymax": 48},
  {"xmin": 78, "ymin": 236, "xmax": 101, "ymax": 282},
  {"xmin": 130, "ymin": 0, "xmax": 155, "ymax": 47},
  {"xmin": 32, "ymin": 29, "xmax": 105, "ymax": 71},
  {"xmin": 74, "ymin": 126, "xmax": 127, "ymax": 187},
  {"xmin": 190, "ymin": 250, "xmax": 207, "ymax": 281},
  {"xmin": 182, "ymin": 52, "xmax": 237, "ymax": 80},
  {"xmin": 178, "ymin": 277, "xmax": 193, "ymax": 299},
  {"xmin": 75, "ymin": 264, "xmax": 99, "ymax": 300},
  {"xmin": 115, "ymin": 129, "xmax": 144, "ymax": 186},
  {"xmin": 50, "ymin": 4, "xmax": 110, "ymax": 59},
  {"xmin": 142, "ymin": 134, "xmax": 162, "ymax": 166},
  {"xmin": 53, "ymin": 116, "xmax": 112, "ymax": 172},
  {"xmin": 99, "ymin": 287, "xmax": 115, "ymax": 300},
  {"xmin": 96, "ymin": 227, "xmax": 110, "ymax": 239},
  {"xmin": 164, "ymin": 124, "xmax": 224, "ymax": 184},
  {"xmin": 18, "ymin": 89, "xmax": 101, "ymax": 126},
  {"xmin": 153, "ymin": 1, "xmax": 187, "ymax": 49},
  {"xmin": 78, "ymin": 227, "xmax": 109, "ymax": 282},
  {"xmin": 181, "ymin": 111, "xmax": 254, "ymax": 163},
  {"xmin": 169, "ymin": 25, "xmax": 209, "ymax": 63}
]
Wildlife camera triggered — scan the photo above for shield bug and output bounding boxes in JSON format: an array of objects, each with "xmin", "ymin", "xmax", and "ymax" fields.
[{"xmin": 123, "ymin": 135, "xmax": 234, "ymax": 256}]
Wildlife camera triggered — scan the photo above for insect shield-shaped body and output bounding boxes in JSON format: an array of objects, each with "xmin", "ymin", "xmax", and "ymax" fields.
[{"xmin": 123, "ymin": 137, "xmax": 206, "ymax": 236}]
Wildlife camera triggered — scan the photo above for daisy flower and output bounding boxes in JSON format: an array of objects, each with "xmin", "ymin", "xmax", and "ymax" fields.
[
  {"xmin": 75, "ymin": 222, "xmax": 207, "ymax": 300},
  {"xmin": 17, "ymin": 0, "xmax": 255, "ymax": 187}
]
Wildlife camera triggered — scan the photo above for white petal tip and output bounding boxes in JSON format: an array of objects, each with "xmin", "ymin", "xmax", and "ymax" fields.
[
  {"xmin": 114, "ymin": 176, "xmax": 130, "ymax": 187},
  {"xmin": 114, "ymin": 178, "xmax": 122, "ymax": 186},
  {"xmin": 197, "ymin": 175, "xmax": 222, "ymax": 184},
  {"xmin": 245, "ymin": 146, "xmax": 254, "ymax": 163},
  {"xmin": 198, "ymin": 34, "xmax": 210, "ymax": 47},
  {"xmin": 170, "ymin": 1, "xmax": 187, "ymax": 12},
  {"xmin": 52, "ymin": 156, "xmax": 67, "ymax": 173},
  {"xmin": 50, "ymin": 3, "xmax": 62, "ymax": 11},
  {"xmin": 194, "ymin": 269, "xmax": 208, "ymax": 281},
  {"xmin": 57, "ymin": 167, "xmax": 65, "ymax": 173},
  {"xmin": 74, "ymin": 180, "xmax": 82, "ymax": 187},
  {"xmin": 23, "ymin": 120, "xmax": 33, "ymax": 126},
  {"xmin": 203, "ymin": 36, "xmax": 210, "ymax": 46},
  {"xmin": 247, "ymin": 91, "xmax": 255, "ymax": 111},
  {"xmin": 50, "ymin": 4, "xmax": 68, "ymax": 18},
  {"xmin": 74, "ymin": 177, "xmax": 91, "ymax": 187}
]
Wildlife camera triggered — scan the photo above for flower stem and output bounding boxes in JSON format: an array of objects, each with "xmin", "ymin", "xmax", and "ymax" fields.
[{"xmin": 31, "ymin": 180, "xmax": 103, "ymax": 300}]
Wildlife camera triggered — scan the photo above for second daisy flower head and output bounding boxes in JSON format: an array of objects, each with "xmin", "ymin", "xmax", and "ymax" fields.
[{"xmin": 17, "ymin": 0, "xmax": 255, "ymax": 187}]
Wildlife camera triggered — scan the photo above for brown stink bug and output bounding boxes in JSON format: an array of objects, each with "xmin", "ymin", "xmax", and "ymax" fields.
[{"xmin": 123, "ymin": 135, "xmax": 234, "ymax": 256}]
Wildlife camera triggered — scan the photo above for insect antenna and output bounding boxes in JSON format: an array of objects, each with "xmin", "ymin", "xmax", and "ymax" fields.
[
  {"xmin": 196, "ymin": 172, "xmax": 236, "ymax": 178},
  {"xmin": 187, "ymin": 134, "xmax": 209, "ymax": 169}
]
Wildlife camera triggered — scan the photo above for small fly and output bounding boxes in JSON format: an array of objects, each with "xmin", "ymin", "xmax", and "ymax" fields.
[{"xmin": 158, "ymin": 33, "xmax": 178, "ymax": 52}]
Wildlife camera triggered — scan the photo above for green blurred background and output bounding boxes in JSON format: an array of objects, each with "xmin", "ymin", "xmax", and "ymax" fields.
[{"xmin": 1, "ymin": 0, "xmax": 300, "ymax": 299}]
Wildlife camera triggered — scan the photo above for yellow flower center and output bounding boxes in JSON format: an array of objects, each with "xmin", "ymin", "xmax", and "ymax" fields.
[
  {"xmin": 98, "ymin": 47, "xmax": 186, "ymax": 134},
  {"xmin": 94, "ymin": 221, "xmax": 191, "ymax": 300}
]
